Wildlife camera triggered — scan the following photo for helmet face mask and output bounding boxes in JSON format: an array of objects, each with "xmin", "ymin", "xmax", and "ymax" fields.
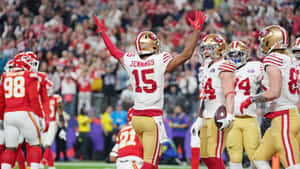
[{"xmin": 227, "ymin": 41, "xmax": 248, "ymax": 67}]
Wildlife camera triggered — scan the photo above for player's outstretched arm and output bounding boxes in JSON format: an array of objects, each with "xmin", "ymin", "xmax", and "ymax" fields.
[
  {"xmin": 94, "ymin": 15, "xmax": 125, "ymax": 64},
  {"xmin": 166, "ymin": 11, "xmax": 206, "ymax": 73}
]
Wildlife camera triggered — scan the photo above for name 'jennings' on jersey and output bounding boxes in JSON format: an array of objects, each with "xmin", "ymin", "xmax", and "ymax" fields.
[{"xmin": 122, "ymin": 52, "xmax": 173, "ymax": 110}]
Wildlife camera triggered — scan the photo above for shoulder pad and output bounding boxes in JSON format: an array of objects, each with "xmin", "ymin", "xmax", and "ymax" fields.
[
  {"xmin": 218, "ymin": 60, "xmax": 236, "ymax": 72},
  {"xmin": 263, "ymin": 54, "xmax": 283, "ymax": 67}
]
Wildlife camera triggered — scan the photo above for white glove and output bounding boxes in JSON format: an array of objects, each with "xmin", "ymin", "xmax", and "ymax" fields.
[
  {"xmin": 191, "ymin": 117, "xmax": 204, "ymax": 136},
  {"xmin": 59, "ymin": 129, "xmax": 66, "ymax": 141},
  {"xmin": 217, "ymin": 113, "xmax": 234, "ymax": 131},
  {"xmin": 39, "ymin": 118, "xmax": 45, "ymax": 131}
]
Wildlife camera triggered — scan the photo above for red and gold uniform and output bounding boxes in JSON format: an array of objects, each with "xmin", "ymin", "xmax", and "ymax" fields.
[{"xmin": 253, "ymin": 53, "xmax": 300, "ymax": 168}]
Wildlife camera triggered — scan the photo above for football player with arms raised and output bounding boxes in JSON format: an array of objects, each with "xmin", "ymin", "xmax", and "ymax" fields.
[
  {"xmin": 94, "ymin": 11, "xmax": 206, "ymax": 169},
  {"xmin": 0, "ymin": 53, "xmax": 46, "ymax": 169},
  {"xmin": 110, "ymin": 108, "xmax": 143, "ymax": 169},
  {"xmin": 240, "ymin": 25, "xmax": 300, "ymax": 169},
  {"xmin": 226, "ymin": 41, "xmax": 263, "ymax": 169},
  {"xmin": 197, "ymin": 34, "xmax": 236, "ymax": 169}
]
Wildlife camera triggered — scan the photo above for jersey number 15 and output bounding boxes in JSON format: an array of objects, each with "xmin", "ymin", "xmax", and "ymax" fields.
[{"xmin": 132, "ymin": 68, "xmax": 157, "ymax": 93}]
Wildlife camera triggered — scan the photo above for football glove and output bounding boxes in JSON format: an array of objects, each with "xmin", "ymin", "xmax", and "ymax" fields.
[
  {"xmin": 94, "ymin": 15, "xmax": 107, "ymax": 33},
  {"xmin": 188, "ymin": 11, "xmax": 206, "ymax": 30},
  {"xmin": 240, "ymin": 96, "xmax": 254, "ymax": 114},
  {"xmin": 191, "ymin": 117, "xmax": 204, "ymax": 136},
  {"xmin": 217, "ymin": 113, "xmax": 234, "ymax": 130}
]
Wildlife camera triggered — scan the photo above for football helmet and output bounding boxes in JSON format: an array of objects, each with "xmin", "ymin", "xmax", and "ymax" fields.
[
  {"xmin": 199, "ymin": 34, "xmax": 226, "ymax": 60},
  {"xmin": 127, "ymin": 107, "xmax": 134, "ymax": 124},
  {"xmin": 135, "ymin": 31, "xmax": 160, "ymax": 55},
  {"xmin": 25, "ymin": 51, "xmax": 39, "ymax": 72},
  {"xmin": 259, "ymin": 25, "xmax": 288, "ymax": 58},
  {"xmin": 227, "ymin": 41, "xmax": 248, "ymax": 67},
  {"xmin": 13, "ymin": 53, "xmax": 33, "ymax": 71}
]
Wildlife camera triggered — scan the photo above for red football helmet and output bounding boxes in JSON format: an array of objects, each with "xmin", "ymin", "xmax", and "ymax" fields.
[
  {"xmin": 127, "ymin": 108, "xmax": 134, "ymax": 124},
  {"xmin": 25, "ymin": 51, "xmax": 39, "ymax": 72},
  {"xmin": 13, "ymin": 53, "xmax": 33, "ymax": 71}
]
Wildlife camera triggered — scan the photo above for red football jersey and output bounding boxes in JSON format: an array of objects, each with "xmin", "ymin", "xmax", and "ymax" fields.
[
  {"xmin": 116, "ymin": 125, "xmax": 143, "ymax": 158},
  {"xmin": 49, "ymin": 94, "xmax": 62, "ymax": 121},
  {"xmin": 0, "ymin": 71, "xmax": 44, "ymax": 118},
  {"xmin": 37, "ymin": 72, "xmax": 51, "ymax": 118}
]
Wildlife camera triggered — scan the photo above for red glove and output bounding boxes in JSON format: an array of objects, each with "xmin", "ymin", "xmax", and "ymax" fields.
[
  {"xmin": 188, "ymin": 11, "xmax": 207, "ymax": 30},
  {"xmin": 240, "ymin": 96, "xmax": 254, "ymax": 114},
  {"xmin": 43, "ymin": 118, "xmax": 49, "ymax": 133},
  {"xmin": 94, "ymin": 15, "xmax": 107, "ymax": 33}
]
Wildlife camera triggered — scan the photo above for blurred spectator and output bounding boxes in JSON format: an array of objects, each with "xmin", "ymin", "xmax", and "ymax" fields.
[
  {"xmin": 61, "ymin": 73, "xmax": 77, "ymax": 116},
  {"xmin": 120, "ymin": 82, "xmax": 134, "ymax": 111},
  {"xmin": 102, "ymin": 62, "xmax": 118, "ymax": 108},
  {"xmin": 76, "ymin": 105, "xmax": 93, "ymax": 160},
  {"xmin": 178, "ymin": 69, "xmax": 198, "ymax": 113},
  {"xmin": 169, "ymin": 106, "xmax": 189, "ymax": 162},
  {"xmin": 111, "ymin": 101, "xmax": 128, "ymax": 129},
  {"xmin": 77, "ymin": 65, "xmax": 93, "ymax": 112},
  {"xmin": 164, "ymin": 82, "xmax": 184, "ymax": 115},
  {"xmin": 101, "ymin": 105, "xmax": 114, "ymax": 159},
  {"xmin": 159, "ymin": 139, "xmax": 182, "ymax": 165},
  {"xmin": 55, "ymin": 111, "xmax": 70, "ymax": 162}
]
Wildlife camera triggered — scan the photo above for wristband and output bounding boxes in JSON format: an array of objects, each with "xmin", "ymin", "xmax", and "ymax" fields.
[
  {"xmin": 225, "ymin": 91, "xmax": 236, "ymax": 98},
  {"xmin": 250, "ymin": 96, "xmax": 255, "ymax": 102}
]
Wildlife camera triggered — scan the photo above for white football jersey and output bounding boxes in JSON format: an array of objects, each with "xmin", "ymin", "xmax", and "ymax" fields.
[
  {"xmin": 123, "ymin": 52, "xmax": 173, "ymax": 110},
  {"xmin": 263, "ymin": 52, "xmax": 299, "ymax": 112},
  {"xmin": 234, "ymin": 61, "xmax": 263, "ymax": 117},
  {"xmin": 199, "ymin": 59, "xmax": 236, "ymax": 118}
]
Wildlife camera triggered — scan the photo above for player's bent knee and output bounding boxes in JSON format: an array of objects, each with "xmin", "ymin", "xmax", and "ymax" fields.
[{"xmin": 229, "ymin": 152, "xmax": 243, "ymax": 163}]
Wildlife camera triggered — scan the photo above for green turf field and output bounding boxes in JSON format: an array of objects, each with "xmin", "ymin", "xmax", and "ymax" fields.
[{"xmin": 15, "ymin": 161, "xmax": 252, "ymax": 169}]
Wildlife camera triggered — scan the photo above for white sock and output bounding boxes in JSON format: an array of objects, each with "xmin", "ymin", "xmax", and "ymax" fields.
[
  {"xmin": 1, "ymin": 163, "xmax": 12, "ymax": 169},
  {"xmin": 285, "ymin": 164, "xmax": 300, "ymax": 169},
  {"xmin": 229, "ymin": 162, "xmax": 243, "ymax": 169},
  {"xmin": 253, "ymin": 160, "xmax": 271, "ymax": 169},
  {"xmin": 31, "ymin": 163, "xmax": 40, "ymax": 169},
  {"xmin": 39, "ymin": 163, "xmax": 45, "ymax": 169},
  {"xmin": 251, "ymin": 163, "xmax": 258, "ymax": 169}
]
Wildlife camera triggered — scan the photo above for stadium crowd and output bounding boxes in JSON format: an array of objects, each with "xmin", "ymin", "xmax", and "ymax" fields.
[{"xmin": 1, "ymin": 0, "xmax": 300, "ymax": 164}]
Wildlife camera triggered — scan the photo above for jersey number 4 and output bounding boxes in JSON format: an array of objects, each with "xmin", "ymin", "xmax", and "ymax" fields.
[
  {"xmin": 132, "ymin": 69, "xmax": 157, "ymax": 93},
  {"xmin": 4, "ymin": 76, "xmax": 25, "ymax": 98},
  {"xmin": 235, "ymin": 77, "xmax": 250, "ymax": 95}
]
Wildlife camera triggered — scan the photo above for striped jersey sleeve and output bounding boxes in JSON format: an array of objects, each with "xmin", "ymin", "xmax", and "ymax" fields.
[
  {"xmin": 263, "ymin": 54, "xmax": 283, "ymax": 67},
  {"xmin": 218, "ymin": 60, "xmax": 236, "ymax": 72}
]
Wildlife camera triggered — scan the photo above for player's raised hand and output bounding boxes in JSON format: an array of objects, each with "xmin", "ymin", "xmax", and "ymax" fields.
[
  {"xmin": 94, "ymin": 15, "xmax": 107, "ymax": 33},
  {"xmin": 188, "ymin": 11, "xmax": 206, "ymax": 30}
]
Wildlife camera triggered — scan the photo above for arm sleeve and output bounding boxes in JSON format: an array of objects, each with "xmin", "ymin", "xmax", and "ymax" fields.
[
  {"xmin": 218, "ymin": 60, "xmax": 236, "ymax": 73},
  {"xmin": 28, "ymin": 78, "xmax": 44, "ymax": 118},
  {"xmin": 101, "ymin": 33, "xmax": 124, "ymax": 61}
]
